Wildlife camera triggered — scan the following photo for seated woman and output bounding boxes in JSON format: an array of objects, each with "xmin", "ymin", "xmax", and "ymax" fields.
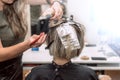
[{"xmin": 25, "ymin": 18, "xmax": 111, "ymax": 80}]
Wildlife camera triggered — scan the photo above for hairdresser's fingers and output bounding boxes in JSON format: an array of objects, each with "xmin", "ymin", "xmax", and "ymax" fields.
[
  {"xmin": 38, "ymin": 34, "xmax": 47, "ymax": 44},
  {"xmin": 30, "ymin": 35, "xmax": 40, "ymax": 44},
  {"xmin": 30, "ymin": 33, "xmax": 44, "ymax": 47},
  {"xmin": 51, "ymin": 2, "xmax": 63, "ymax": 20},
  {"xmin": 53, "ymin": 10, "xmax": 63, "ymax": 20},
  {"xmin": 41, "ymin": 34, "xmax": 47, "ymax": 43},
  {"xmin": 42, "ymin": 8, "xmax": 54, "ymax": 17},
  {"xmin": 30, "ymin": 33, "xmax": 44, "ymax": 46},
  {"xmin": 33, "ymin": 33, "xmax": 46, "ymax": 47},
  {"xmin": 51, "ymin": 8, "xmax": 63, "ymax": 20}
]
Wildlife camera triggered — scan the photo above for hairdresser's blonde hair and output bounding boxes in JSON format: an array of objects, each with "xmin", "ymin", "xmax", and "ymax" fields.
[
  {"xmin": 46, "ymin": 22, "xmax": 85, "ymax": 60},
  {"xmin": 3, "ymin": 0, "xmax": 28, "ymax": 38}
]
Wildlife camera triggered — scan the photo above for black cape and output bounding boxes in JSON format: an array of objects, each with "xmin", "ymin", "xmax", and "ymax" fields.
[{"xmin": 25, "ymin": 61, "xmax": 98, "ymax": 80}]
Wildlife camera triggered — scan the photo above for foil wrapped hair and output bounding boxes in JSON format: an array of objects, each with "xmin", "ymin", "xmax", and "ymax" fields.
[{"xmin": 56, "ymin": 18, "xmax": 81, "ymax": 50}]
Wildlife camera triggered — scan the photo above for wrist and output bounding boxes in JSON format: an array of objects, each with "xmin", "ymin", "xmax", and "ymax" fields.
[{"xmin": 23, "ymin": 40, "xmax": 31, "ymax": 49}]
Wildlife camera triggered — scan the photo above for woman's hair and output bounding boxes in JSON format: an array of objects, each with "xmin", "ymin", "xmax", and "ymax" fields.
[
  {"xmin": 3, "ymin": 0, "xmax": 28, "ymax": 38},
  {"xmin": 46, "ymin": 22, "xmax": 85, "ymax": 60}
]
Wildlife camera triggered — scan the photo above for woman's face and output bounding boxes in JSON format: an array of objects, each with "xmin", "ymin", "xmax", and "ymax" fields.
[{"xmin": 1, "ymin": 0, "xmax": 15, "ymax": 4}]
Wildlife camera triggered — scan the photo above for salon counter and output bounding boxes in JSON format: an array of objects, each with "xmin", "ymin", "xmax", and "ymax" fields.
[{"xmin": 22, "ymin": 44, "xmax": 120, "ymax": 70}]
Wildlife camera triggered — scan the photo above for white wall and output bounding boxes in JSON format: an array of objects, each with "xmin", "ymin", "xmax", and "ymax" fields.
[
  {"xmin": 66, "ymin": 0, "xmax": 120, "ymax": 44},
  {"xmin": 66, "ymin": 0, "xmax": 99, "ymax": 44}
]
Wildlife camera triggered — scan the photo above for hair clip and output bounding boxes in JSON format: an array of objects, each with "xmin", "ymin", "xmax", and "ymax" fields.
[{"xmin": 45, "ymin": 40, "xmax": 54, "ymax": 49}]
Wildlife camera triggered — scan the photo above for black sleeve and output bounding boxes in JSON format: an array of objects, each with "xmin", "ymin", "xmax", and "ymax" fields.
[{"xmin": 88, "ymin": 69, "xmax": 99, "ymax": 80}]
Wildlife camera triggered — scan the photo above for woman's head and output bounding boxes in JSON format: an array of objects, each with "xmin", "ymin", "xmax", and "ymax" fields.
[
  {"xmin": 2, "ymin": 0, "xmax": 28, "ymax": 38},
  {"xmin": 46, "ymin": 21, "xmax": 85, "ymax": 60}
]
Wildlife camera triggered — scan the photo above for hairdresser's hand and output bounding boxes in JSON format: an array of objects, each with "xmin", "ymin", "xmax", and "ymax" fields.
[
  {"xmin": 42, "ymin": 2, "xmax": 63, "ymax": 20},
  {"xmin": 42, "ymin": 8, "xmax": 54, "ymax": 17},
  {"xmin": 51, "ymin": 2, "xmax": 63, "ymax": 20},
  {"xmin": 29, "ymin": 32, "xmax": 47, "ymax": 47}
]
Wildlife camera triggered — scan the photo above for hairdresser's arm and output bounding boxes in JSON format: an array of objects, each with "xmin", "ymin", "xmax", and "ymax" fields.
[{"xmin": 0, "ymin": 33, "xmax": 46, "ymax": 62}]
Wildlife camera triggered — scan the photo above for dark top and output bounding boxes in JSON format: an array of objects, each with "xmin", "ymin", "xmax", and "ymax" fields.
[
  {"xmin": 25, "ymin": 61, "xmax": 98, "ymax": 80},
  {"xmin": 0, "ymin": 11, "xmax": 25, "ymax": 80}
]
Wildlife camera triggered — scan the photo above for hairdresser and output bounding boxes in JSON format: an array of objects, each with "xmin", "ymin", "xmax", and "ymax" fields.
[{"xmin": 0, "ymin": 0, "xmax": 64, "ymax": 80}]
